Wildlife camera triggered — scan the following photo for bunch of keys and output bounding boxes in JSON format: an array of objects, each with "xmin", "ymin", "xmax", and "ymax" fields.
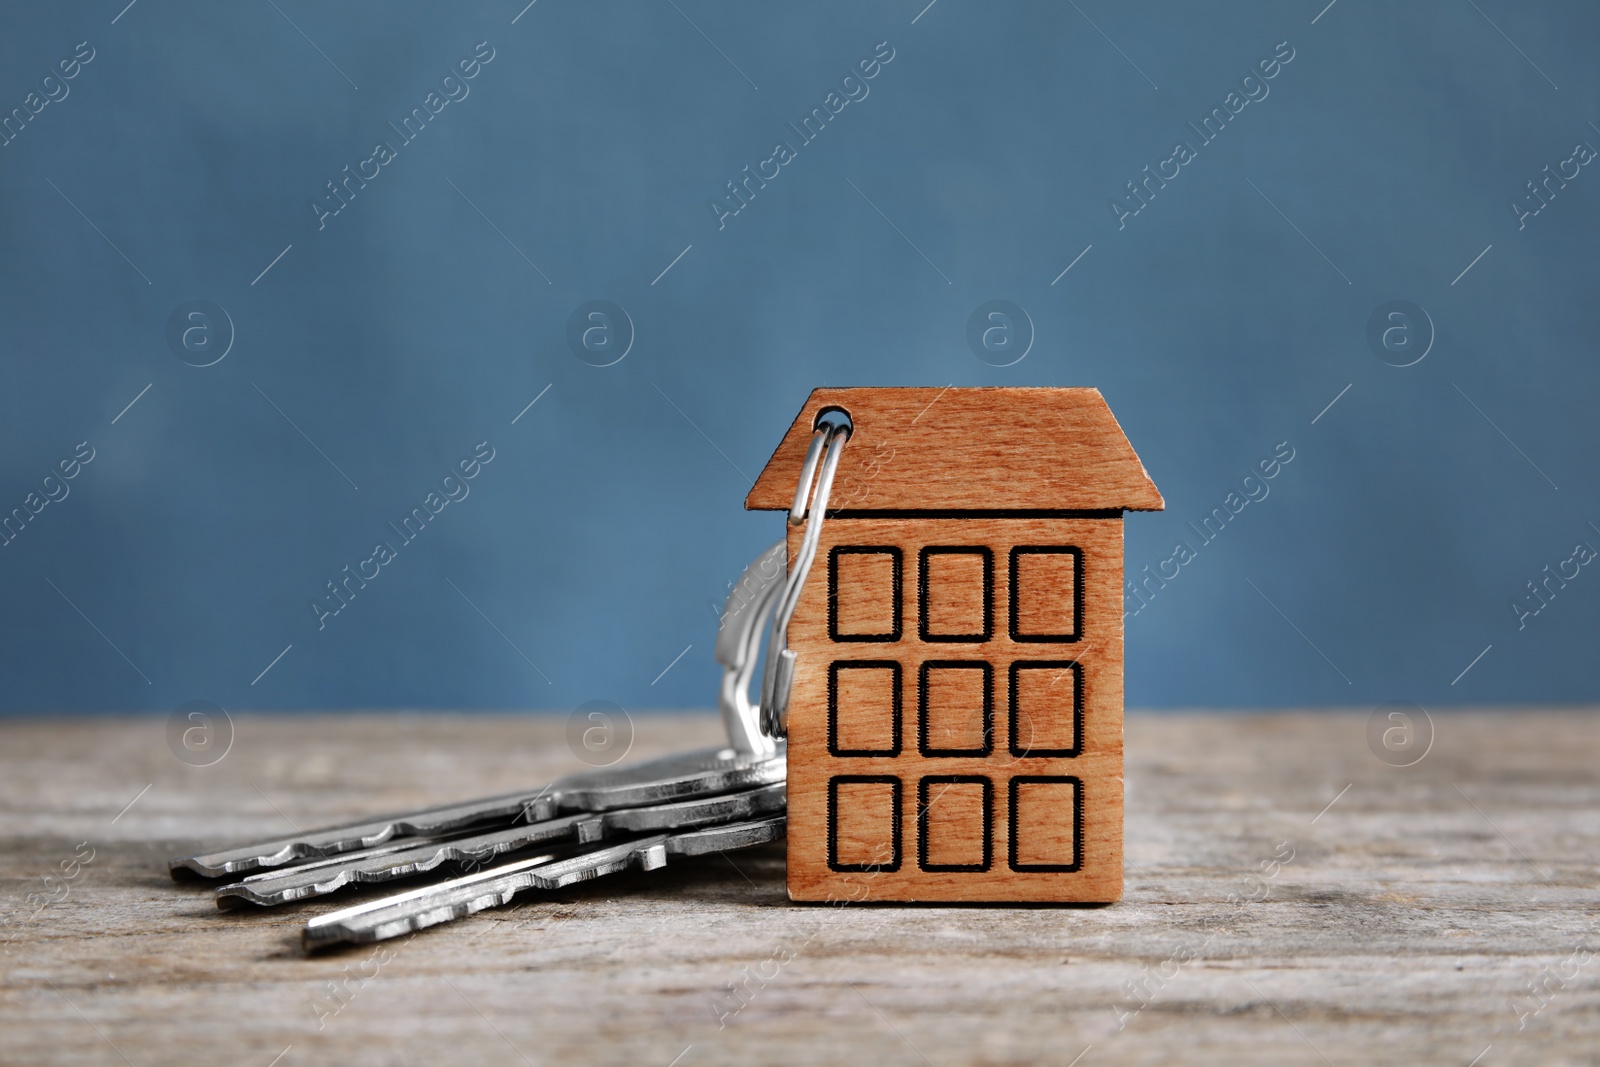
[
  {"xmin": 170, "ymin": 539, "xmax": 793, "ymax": 950},
  {"xmin": 171, "ymin": 418, "xmax": 852, "ymax": 949}
]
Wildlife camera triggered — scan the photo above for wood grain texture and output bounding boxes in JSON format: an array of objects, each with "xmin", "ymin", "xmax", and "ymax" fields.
[
  {"xmin": 1, "ymin": 710, "xmax": 1598, "ymax": 1066},
  {"xmin": 785, "ymin": 517, "xmax": 1125, "ymax": 903},
  {"xmin": 830, "ymin": 548, "xmax": 900, "ymax": 639},
  {"xmin": 745, "ymin": 387, "xmax": 1165, "ymax": 513}
]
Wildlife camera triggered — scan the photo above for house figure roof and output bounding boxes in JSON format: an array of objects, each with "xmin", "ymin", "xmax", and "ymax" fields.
[{"xmin": 747, "ymin": 387, "xmax": 1164, "ymax": 514}]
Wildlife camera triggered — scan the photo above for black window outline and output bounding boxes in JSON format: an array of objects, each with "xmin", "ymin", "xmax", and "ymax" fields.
[
  {"xmin": 827, "ymin": 775, "xmax": 903, "ymax": 873},
  {"xmin": 917, "ymin": 775, "xmax": 993, "ymax": 873},
  {"xmin": 1008, "ymin": 660, "xmax": 1083, "ymax": 758},
  {"xmin": 829, "ymin": 546, "xmax": 903, "ymax": 643},
  {"xmin": 918, "ymin": 660, "xmax": 994, "ymax": 758},
  {"xmin": 918, "ymin": 546, "xmax": 994, "ymax": 643},
  {"xmin": 1009, "ymin": 546, "xmax": 1084, "ymax": 644},
  {"xmin": 1008, "ymin": 774, "xmax": 1084, "ymax": 873},
  {"xmin": 828, "ymin": 660, "xmax": 902, "ymax": 758}
]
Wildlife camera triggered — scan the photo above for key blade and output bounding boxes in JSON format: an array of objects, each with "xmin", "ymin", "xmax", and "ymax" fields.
[
  {"xmin": 301, "ymin": 838, "xmax": 662, "ymax": 949},
  {"xmin": 214, "ymin": 812, "xmax": 601, "ymax": 908},
  {"xmin": 169, "ymin": 788, "xmax": 563, "ymax": 879},
  {"xmin": 301, "ymin": 815, "xmax": 785, "ymax": 950}
]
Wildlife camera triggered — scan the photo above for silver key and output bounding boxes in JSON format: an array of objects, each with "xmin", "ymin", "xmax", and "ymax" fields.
[
  {"xmin": 170, "ymin": 744, "xmax": 784, "ymax": 879},
  {"xmin": 215, "ymin": 782, "xmax": 785, "ymax": 907},
  {"xmin": 169, "ymin": 787, "xmax": 563, "ymax": 879},
  {"xmin": 301, "ymin": 815, "xmax": 784, "ymax": 949}
]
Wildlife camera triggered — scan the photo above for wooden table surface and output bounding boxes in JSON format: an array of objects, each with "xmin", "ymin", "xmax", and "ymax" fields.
[{"xmin": 2, "ymin": 710, "xmax": 1595, "ymax": 1066}]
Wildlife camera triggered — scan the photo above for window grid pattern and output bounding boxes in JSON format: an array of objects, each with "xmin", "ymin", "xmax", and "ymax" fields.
[{"xmin": 824, "ymin": 541, "xmax": 1088, "ymax": 875}]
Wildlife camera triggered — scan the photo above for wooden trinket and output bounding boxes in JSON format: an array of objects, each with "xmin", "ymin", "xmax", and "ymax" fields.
[{"xmin": 748, "ymin": 387, "xmax": 1163, "ymax": 902}]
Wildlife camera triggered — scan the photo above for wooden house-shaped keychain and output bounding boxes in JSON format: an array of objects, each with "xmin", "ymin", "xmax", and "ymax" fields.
[{"xmin": 747, "ymin": 387, "xmax": 1163, "ymax": 903}]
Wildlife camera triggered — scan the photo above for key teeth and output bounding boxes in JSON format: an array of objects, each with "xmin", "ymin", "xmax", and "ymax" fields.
[
  {"xmin": 217, "ymin": 836, "xmax": 571, "ymax": 908},
  {"xmin": 170, "ymin": 831, "xmax": 401, "ymax": 880},
  {"xmin": 170, "ymin": 841, "xmax": 329, "ymax": 880},
  {"xmin": 217, "ymin": 875, "xmax": 346, "ymax": 909},
  {"xmin": 169, "ymin": 794, "xmax": 565, "ymax": 880},
  {"xmin": 305, "ymin": 880, "xmax": 523, "ymax": 950}
]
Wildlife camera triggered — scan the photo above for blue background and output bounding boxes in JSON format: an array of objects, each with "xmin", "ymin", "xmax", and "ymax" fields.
[{"xmin": 2, "ymin": 0, "xmax": 1596, "ymax": 714}]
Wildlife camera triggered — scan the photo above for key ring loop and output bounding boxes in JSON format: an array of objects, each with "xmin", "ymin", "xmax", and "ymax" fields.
[
  {"xmin": 759, "ymin": 420, "xmax": 850, "ymax": 738},
  {"xmin": 714, "ymin": 415, "xmax": 850, "ymax": 751}
]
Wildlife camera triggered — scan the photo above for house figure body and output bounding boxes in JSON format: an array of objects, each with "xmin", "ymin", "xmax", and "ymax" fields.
[{"xmin": 748, "ymin": 387, "xmax": 1163, "ymax": 902}]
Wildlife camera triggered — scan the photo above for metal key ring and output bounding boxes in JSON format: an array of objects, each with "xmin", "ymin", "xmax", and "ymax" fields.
[
  {"xmin": 715, "ymin": 416, "xmax": 851, "ymax": 751},
  {"xmin": 759, "ymin": 420, "xmax": 850, "ymax": 739}
]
